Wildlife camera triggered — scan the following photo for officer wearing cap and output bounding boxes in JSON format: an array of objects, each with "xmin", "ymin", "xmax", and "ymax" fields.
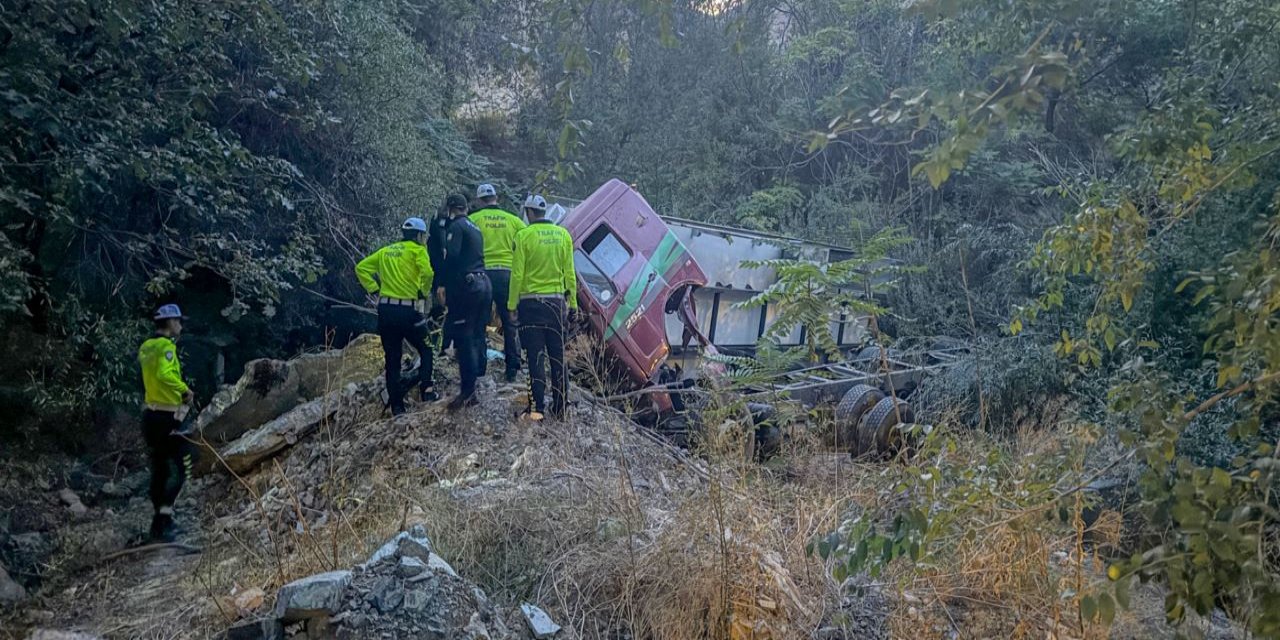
[
  {"xmin": 509, "ymin": 194, "xmax": 577, "ymax": 421},
  {"xmin": 469, "ymin": 183, "xmax": 526, "ymax": 383},
  {"xmin": 443, "ymin": 192, "xmax": 492, "ymax": 410},
  {"xmin": 137, "ymin": 303, "xmax": 195, "ymax": 542},
  {"xmin": 356, "ymin": 217, "xmax": 438, "ymax": 416}
]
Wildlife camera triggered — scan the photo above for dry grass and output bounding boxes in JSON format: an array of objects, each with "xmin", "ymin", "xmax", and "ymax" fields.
[{"xmin": 14, "ymin": 338, "xmax": 1197, "ymax": 640}]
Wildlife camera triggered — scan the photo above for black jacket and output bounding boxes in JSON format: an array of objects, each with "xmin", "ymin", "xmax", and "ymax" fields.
[
  {"xmin": 442, "ymin": 215, "xmax": 486, "ymax": 288},
  {"xmin": 427, "ymin": 212, "xmax": 450, "ymax": 290}
]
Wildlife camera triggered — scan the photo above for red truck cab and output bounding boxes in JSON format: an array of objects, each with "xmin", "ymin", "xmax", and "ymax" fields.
[{"xmin": 561, "ymin": 179, "xmax": 711, "ymax": 413}]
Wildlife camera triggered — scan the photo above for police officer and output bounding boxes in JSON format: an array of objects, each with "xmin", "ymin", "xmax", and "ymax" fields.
[
  {"xmin": 469, "ymin": 183, "xmax": 526, "ymax": 383},
  {"xmin": 138, "ymin": 304, "xmax": 195, "ymax": 542},
  {"xmin": 443, "ymin": 193, "xmax": 492, "ymax": 410},
  {"xmin": 355, "ymin": 217, "xmax": 438, "ymax": 416},
  {"xmin": 426, "ymin": 203, "xmax": 453, "ymax": 354},
  {"xmin": 509, "ymin": 195, "xmax": 577, "ymax": 421}
]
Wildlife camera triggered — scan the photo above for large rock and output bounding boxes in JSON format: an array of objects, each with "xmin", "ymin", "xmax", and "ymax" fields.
[
  {"xmin": 292, "ymin": 333, "xmax": 383, "ymax": 399},
  {"xmin": 361, "ymin": 524, "xmax": 433, "ymax": 568},
  {"xmin": 218, "ymin": 388, "xmax": 347, "ymax": 474},
  {"xmin": 521, "ymin": 603, "xmax": 561, "ymax": 638},
  {"xmin": 196, "ymin": 358, "xmax": 302, "ymax": 445},
  {"xmin": 1, "ymin": 561, "xmax": 27, "ymax": 606},
  {"xmin": 273, "ymin": 570, "xmax": 351, "ymax": 622}
]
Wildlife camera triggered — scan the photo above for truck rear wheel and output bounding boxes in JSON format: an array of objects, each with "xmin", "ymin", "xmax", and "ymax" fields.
[
  {"xmin": 834, "ymin": 384, "xmax": 883, "ymax": 453},
  {"xmin": 855, "ymin": 396, "xmax": 915, "ymax": 459}
]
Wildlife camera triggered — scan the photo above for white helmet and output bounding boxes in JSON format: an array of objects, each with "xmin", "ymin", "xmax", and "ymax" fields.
[
  {"xmin": 402, "ymin": 217, "xmax": 427, "ymax": 232},
  {"xmin": 523, "ymin": 194, "xmax": 548, "ymax": 212},
  {"xmin": 476, "ymin": 183, "xmax": 497, "ymax": 199}
]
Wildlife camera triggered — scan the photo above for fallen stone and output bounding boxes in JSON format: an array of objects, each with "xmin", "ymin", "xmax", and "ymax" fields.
[
  {"xmin": 292, "ymin": 334, "xmax": 383, "ymax": 399},
  {"xmin": 274, "ymin": 570, "xmax": 352, "ymax": 622},
  {"xmin": 1, "ymin": 561, "xmax": 28, "ymax": 605},
  {"xmin": 366, "ymin": 576, "xmax": 404, "ymax": 613},
  {"xmin": 219, "ymin": 389, "xmax": 345, "ymax": 474},
  {"xmin": 465, "ymin": 612, "xmax": 492, "ymax": 640},
  {"xmin": 402, "ymin": 588, "xmax": 430, "ymax": 612},
  {"xmin": 520, "ymin": 603, "xmax": 561, "ymax": 639},
  {"xmin": 427, "ymin": 553, "xmax": 458, "ymax": 578},
  {"xmin": 398, "ymin": 556, "xmax": 427, "ymax": 578},
  {"xmin": 196, "ymin": 358, "xmax": 302, "ymax": 445},
  {"xmin": 398, "ymin": 525, "xmax": 433, "ymax": 562},
  {"xmin": 362, "ymin": 526, "xmax": 433, "ymax": 569},
  {"xmin": 223, "ymin": 617, "xmax": 283, "ymax": 640}
]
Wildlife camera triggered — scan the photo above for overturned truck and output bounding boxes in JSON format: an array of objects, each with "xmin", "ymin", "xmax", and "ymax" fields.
[{"xmin": 558, "ymin": 179, "xmax": 948, "ymax": 458}]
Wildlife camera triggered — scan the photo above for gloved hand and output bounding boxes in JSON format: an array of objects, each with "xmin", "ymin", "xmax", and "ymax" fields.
[
  {"xmin": 429, "ymin": 304, "xmax": 446, "ymax": 320},
  {"xmin": 568, "ymin": 308, "xmax": 580, "ymax": 325}
]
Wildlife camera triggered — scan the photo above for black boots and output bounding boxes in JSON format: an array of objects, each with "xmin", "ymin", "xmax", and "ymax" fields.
[
  {"xmin": 149, "ymin": 512, "xmax": 178, "ymax": 543},
  {"xmin": 446, "ymin": 393, "xmax": 477, "ymax": 412}
]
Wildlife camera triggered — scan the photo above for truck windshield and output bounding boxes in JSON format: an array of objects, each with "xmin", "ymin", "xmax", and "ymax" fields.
[
  {"xmin": 574, "ymin": 250, "xmax": 617, "ymax": 304},
  {"xmin": 582, "ymin": 224, "xmax": 631, "ymax": 277}
]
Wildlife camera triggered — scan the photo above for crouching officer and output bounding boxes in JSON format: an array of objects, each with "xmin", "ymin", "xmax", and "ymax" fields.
[
  {"xmin": 470, "ymin": 183, "xmax": 526, "ymax": 382},
  {"xmin": 443, "ymin": 194, "xmax": 492, "ymax": 410},
  {"xmin": 355, "ymin": 217, "xmax": 438, "ymax": 416},
  {"xmin": 138, "ymin": 304, "xmax": 195, "ymax": 542},
  {"xmin": 509, "ymin": 195, "xmax": 577, "ymax": 421}
]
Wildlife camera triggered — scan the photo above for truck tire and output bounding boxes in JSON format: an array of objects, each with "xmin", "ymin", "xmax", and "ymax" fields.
[
  {"xmin": 834, "ymin": 385, "xmax": 883, "ymax": 453},
  {"xmin": 855, "ymin": 396, "xmax": 915, "ymax": 459}
]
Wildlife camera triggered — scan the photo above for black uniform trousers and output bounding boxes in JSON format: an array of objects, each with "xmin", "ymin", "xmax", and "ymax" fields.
[
  {"xmin": 142, "ymin": 409, "xmax": 192, "ymax": 514},
  {"xmin": 446, "ymin": 272, "xmax": 492, "ymax": 398},
  {"xmin": 485, "ymin": 269, "xmax": 520, "ymax": 378},
  {"xmin": 378, "ymin": 303, "xmax": 434, "ymax": 413},
  {"xmin": 518, "ymin": 297, "xmax": 568, "ymax": 416}
]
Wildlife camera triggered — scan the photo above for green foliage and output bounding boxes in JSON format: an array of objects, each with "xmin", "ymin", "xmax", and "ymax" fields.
[
  {"xmin": 0, "ymin": 0, "xmax": 488, "ymax": 438},
  {"xmin": 737, "ymin": 227, "xmax": 915, "ymax": 358}
]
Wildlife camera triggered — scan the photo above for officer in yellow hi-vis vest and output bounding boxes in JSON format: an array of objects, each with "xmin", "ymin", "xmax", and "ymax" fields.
[
  {"xmin": 469, "ymin": 183, "xmax": 526, "ymax": 383},
  {"xmin": 356, "ymin": 217, "xmax": 438, "ymax": 416},
  {"xmin": 138, "ymin": 304, "xmax": 194, "ymax": 542},
  {"xmin": 509, "ymin": 195, "xmax": 577, "ymax": 421}
]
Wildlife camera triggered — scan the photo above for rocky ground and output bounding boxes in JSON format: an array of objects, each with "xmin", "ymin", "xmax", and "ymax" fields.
[{"xmin": 0, "ymin": 335, "xmax": 1250, "ymax": 639}]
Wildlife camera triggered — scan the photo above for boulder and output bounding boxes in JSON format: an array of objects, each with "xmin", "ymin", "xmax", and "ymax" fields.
[
  {"xmin": 196, "ymin": 358, "xmax": 302, "ymax": 445},
  {"xmin": 520, "ymin": 603, "xmax": 561, "ymax": 639},
  {"xmin": 273, "ymin": 570, "xmax": 352, "ymax": 622},
  {"xmin": 1, "ymin": 561, "xmax": 27, "ymax": 606},
  {"xmin": 397, "ymin": 556, "xmax": 427, "ymax": 578},
  {"xmin": 292, "ymin": 334, "xmax": 383, "ymax": 399},
  {"xmin": 219, "ymin": 389, "xmax": 345, "ymax": 474},
  {"xmin": 366, "ymin": 575, "xmax": 404, "ymax": 613},
  {"xmin": 427, "ymin": 553, "xmax": 458, "ymax": 578},
  {"xmin": 362, "ymin": 525, "xmax": 433, "ymax": 569}
]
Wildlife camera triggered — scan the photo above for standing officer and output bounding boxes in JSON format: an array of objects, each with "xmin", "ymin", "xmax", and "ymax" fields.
[
  {"xmin": 443, "ymin": 193, "xmax": 492, "ymax": 410},
  {"xmin": 426, "ymin": 203, "xmax": 453, "ymax": 355},
  {"xmin": 138, "ymin": 304, "xmax": 195, "ymax": 542},
  {"xmin": 469, "ymin": 183, "xmax": 526, "ymax": 383},
  {"xmin": 509, "ymin": 195, "xmax": 577, "ymax": 421},
  {"xmin": 355, "ymin": 217, "xmax": 438, "ymax": 416}
]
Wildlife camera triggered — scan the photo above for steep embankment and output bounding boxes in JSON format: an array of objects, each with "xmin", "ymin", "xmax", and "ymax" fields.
[{"xmin": 1, "ymin": 336, "xmax": 871, "ymax": 639}]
